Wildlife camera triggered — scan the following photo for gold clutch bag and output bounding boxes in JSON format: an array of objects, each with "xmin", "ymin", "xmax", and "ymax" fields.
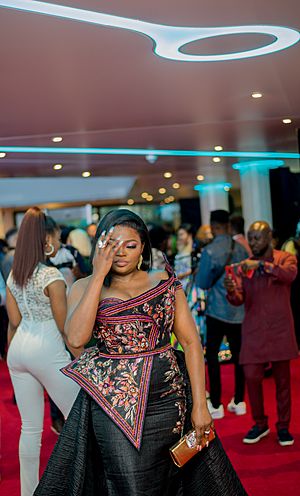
[{"xmin": 170, "ymin": 428, "xmax": 215, "ymax": 468}]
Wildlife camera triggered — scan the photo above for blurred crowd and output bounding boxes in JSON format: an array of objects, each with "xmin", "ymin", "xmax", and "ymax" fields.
[
  {"xmin": 1, "ymin": 212, "xmax": 299, "ymax": 360},
  {"xmin": 1, "ymin": 209, "xmax": 299, "ymax": 447}
]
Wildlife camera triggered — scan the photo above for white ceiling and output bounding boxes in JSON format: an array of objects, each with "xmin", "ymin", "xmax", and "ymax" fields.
[{"xmin": 0, "ymin": 0, "xmax": 299, "ymax": 207}]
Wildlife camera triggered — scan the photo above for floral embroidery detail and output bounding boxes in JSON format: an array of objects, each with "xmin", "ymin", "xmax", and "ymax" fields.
[
  {"xmin": 96, "ymin": 320, "xmax": 152, "ymax": 354},
  {"xmin": 173, "ymin": 399, "xmax": 186, "ymax": 435},
  {"xmin": 160, "ymin": 349, "xmax": 186, "ymax": 435},
  {"xmin": 112, "ymin": 371, "xmax": 140, "ymax": 425},
  {"xmin": 66, "ymin": 347, "xmax": 144, "ymax": 429},
  {"xmin": 161, "ymin": 350, "xmax": 185, "ymax": 396}
]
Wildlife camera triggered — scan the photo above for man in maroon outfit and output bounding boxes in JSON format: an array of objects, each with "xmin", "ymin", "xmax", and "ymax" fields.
[{"xmin": 225, "ymin": 221, "xmax": 298, "ymax": 446}]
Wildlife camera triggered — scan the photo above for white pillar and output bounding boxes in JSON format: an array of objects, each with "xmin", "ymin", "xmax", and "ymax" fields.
[
  {"xmin": 85, "ymin": 203, "xmax": 93, "ymax": 225},
  {"xmin": 234, "ymin": 161, "xmax": 283, "ymax": 231},
  {"xmin": 239, "ymin": 168, "xmax": 272, "ymax": 230},
  {"xmin": 197, "ymin": 183, "xmax": 230, "ymax": 225}
]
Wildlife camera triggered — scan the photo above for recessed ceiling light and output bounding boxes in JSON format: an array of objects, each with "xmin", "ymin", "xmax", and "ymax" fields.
[
  {"xmin": 52, "ymin": 136, "xmax": 63, "ymax": 143},
  {"xmin": 282, "ymin": 118, "xmax": 292, "ymax": 124},
  {"xmin": 146, "ymin": 195, "xmax": 153, "ymax": 202},
  {"xmin": 127, "ymin": 199, "xmax": 135, "ymax": 205},
  {"xmin": 197, "ymin": 175, "xmax": 204, "ymax": 181},
  {"xmin": 251, "ymin": 92, "xmax": 263, "ymax": 99},
  {"xmin": 213, "ymin": 157, "xmax": 221, "ymax": 163},
  {"xmin": 53, "ymin": 163, "xmax": 63, "ymax": 170},
  {"xmin": 141, "ymin": 192, "xmax": 149, "ymax": 199},
  {"xmin": 164, "ymin": 172, "xmax": 173, "ymax": 178},
  {"xmin": 168, "ymin": 195, "xmax": 175, "ymax": 202},
  {"xmin": 214, "ymin": 146, "xmax": 223, "ymax": 151},
  {"xmin": 159, "ymin": 187, "xmax": 166, "ymax": 194},
  {"xmin": 172, "ymin": 182, "xmax": 180, "ymax": 189},
  {"xmin": 82, "ymin": 171, "xmax": 91, "ymax": 178},
  {"xmin": 0, "ymin": 152, "xmax": 6, "ymax": 158}
]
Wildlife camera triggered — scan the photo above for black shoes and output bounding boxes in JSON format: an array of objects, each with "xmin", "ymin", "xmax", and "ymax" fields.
[
  {"xmin": 243, "ymin": 425, "xmax": 270, "ymax": 444},
  {"xmin": 277, "ymin": 429, "xmax": 294, "ymax": 446},
  {"xmin": 243, "ymin": 425, "xmax": 294, "ymax": 446}
]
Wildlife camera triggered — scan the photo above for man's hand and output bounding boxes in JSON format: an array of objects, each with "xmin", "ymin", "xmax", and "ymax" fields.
[
  {"xmin": 264, "ymin": 261, "xmax": 274, "ymax": 273},
  {"xmin": 240, "ymin": 259, "xmax": 260, "ymax": 273}
]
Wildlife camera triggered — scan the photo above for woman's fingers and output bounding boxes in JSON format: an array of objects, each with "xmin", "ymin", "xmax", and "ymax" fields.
[
  {"xmin": 96, "ymin": 229, "xmax": 108, "ymax": 251},
  {"xmin": 195, "ymin": 422, "xmax": 214, "ymax": 450},
  {"xmin": 97, "ymin": 228, "xmax": 124, "ymax": 258},
  {"xmin": 97, "ymin": 227, "xmax": 115, "ymax": 252},
  {"xmin": 112, "ymin": 238, "xmax": 124, "ymax": 253}
]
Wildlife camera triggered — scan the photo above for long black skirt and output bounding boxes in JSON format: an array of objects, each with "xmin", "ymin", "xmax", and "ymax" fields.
[{"xmin": 34, "ymin": 352, "xmax": 247, "ymax": 496}]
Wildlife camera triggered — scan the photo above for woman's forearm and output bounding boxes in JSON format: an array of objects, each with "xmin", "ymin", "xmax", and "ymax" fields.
[
  {"xmin": 65, "ymin": 338, "xmax": 84, "ymax": 358},
  {"xmin": 178, "ymin": 269, "xmax": 192, "ymax": 280},
  {"xmin": 65, "ymin": 274, "xmax": 105, "ymax": 348},
  {"xmin": 184, "ymin": 339, "xmax": 207, "ymax": 409}
]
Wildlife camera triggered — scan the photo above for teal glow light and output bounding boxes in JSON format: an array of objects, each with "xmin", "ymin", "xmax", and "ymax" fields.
[
  {"xmin": 0, "ymin": 146, "xmax": 299, "ymax": 160},
  {"xmin": 0, "ymin": 0, "xmax": 299, "ymax": 62},
  {"xmin": 232, "ymin": 159, "xmax": 284, "ymax": 170},
  {"xmin": 194, "ymin": 182, "xmax": 232, "ymax": 192}
]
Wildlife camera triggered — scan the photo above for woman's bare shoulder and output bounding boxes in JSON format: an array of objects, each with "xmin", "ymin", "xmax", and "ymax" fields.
[
  {"xmin": 69, "ymin": 275, "xmax": 92, "ymax": 297},
  {"xmin": 149, "ymin": 270, "xmax": 169, "ymax": 282}
]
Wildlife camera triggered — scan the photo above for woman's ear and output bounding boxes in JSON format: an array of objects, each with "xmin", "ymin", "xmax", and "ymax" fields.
[{"xmin": 45, "ymin": 233, "xmax": 51, "ymax": 245}]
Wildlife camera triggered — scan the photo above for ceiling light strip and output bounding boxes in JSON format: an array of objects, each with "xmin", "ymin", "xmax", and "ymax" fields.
[{"xmin": 0, "ymin": 146, "xmax": 299, "ymax": 159}]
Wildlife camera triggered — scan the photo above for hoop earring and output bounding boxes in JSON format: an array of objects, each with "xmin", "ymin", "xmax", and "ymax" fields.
[
  {"xmin": 44, "ymin": 243, "xmax": 55, "ymax": 256},
  {"xmin": 137, "ymin": 254, "xmax": 143, "ymax": 270}
]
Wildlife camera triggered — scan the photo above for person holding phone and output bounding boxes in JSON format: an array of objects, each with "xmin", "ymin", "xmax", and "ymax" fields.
[{"xmin": 225, "ymin": 221, "xmax": 298, "ymax": 446}]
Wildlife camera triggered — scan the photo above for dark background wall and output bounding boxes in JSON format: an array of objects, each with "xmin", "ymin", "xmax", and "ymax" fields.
[
  {"xmin": 179, "ymin": 198, "xmax": 201, "ymax": 229},
  {"xmin": 270, "ymin": 167, "xmax": 300, "ymax": 246}
]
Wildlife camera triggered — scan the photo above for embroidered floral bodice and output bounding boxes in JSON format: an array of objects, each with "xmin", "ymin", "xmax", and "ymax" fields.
[
  {"xmin": 62, "ymin": 265, "xmax": 186, "ymax": 449},
  {"xmin": 7, "ymin": 264, "xmax": 65, "ymax": 322}
]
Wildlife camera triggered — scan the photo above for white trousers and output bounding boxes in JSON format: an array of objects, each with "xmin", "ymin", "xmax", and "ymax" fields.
[{"xmin": 7, "ymin": 319, "xmax": 80, "ymax": 496}]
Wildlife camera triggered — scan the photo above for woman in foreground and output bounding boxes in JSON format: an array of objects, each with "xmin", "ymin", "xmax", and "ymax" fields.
[{"xmin": 35, "ymin": 209, "xmax": 247, "ymax": 495}]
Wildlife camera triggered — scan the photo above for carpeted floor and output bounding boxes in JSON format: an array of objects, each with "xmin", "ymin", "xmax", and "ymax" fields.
[{"xmin": 1, "ymin": 358, "xmax": 299, "ymax": 496}]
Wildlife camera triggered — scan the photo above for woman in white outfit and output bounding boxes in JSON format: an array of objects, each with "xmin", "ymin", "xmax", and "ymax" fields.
[{"xmin": 6, "ymin": 207, "xmax": 80, "ymax": 496}]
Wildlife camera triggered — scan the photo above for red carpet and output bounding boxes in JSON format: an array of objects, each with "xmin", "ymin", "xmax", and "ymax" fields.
[{"xmin": 1, "ymin": 358, "xmax": 300, "ymax": 496}]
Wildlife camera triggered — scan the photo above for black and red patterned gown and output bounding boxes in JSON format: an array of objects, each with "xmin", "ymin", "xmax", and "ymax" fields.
[{"xmin": 35, "ymin": 264, "xmax": 247, "ymax": 496}]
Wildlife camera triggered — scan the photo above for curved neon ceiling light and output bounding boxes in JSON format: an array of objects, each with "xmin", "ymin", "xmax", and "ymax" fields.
[
  {"xmin": 0, "ymin": 0, "xmax": 299, "ymax": 62},
  {"xmin": 0, "ymin": 146, "xmax": 299, "ymax": 160}
]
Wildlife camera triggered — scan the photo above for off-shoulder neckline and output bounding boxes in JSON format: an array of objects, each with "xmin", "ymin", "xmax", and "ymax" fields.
[{"xmin": 99, "ymin": 277, "xmax": 170, "ymax": 306}]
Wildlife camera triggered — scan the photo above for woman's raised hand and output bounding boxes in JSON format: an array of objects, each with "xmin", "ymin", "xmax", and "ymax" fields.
[{"xmin": 92, "ymin": 227, "xmax": 123, "ymax": 278}]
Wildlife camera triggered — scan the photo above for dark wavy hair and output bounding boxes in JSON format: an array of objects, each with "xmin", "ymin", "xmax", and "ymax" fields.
[{"xmin": 90, "ymin": 209, "xmax": 152, "ymax": 286}]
